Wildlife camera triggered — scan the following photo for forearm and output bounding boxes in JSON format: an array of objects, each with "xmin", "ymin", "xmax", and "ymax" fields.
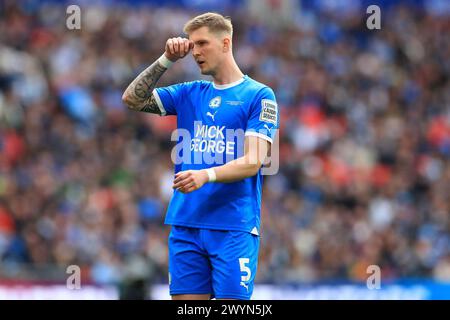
[
  {"xmin": 122, "ymin": 54, "xmax": 172, "ymax": 113},
  {"xmin": 172, "ymin": 137, "xmax": 269, "ymax": 193},
  {"xmin": 210, "ymin": 155, "xmax": 262, "ymax": 183}
]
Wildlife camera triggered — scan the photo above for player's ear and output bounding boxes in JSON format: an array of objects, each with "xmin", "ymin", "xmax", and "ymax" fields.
[{"xmin": 223, "ymin": 36, "xmax": 231, "ymax": 53}]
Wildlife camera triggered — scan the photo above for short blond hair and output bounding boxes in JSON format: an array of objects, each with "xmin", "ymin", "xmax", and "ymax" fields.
[{"xmin": 183, "ymin": 12, "xmax": 233, "ymax": 37}]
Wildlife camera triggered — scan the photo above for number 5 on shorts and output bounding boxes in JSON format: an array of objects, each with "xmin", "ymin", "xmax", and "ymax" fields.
[{"xmin": 239, "ymin": 258, "xmax": 251, "ymax": 282}]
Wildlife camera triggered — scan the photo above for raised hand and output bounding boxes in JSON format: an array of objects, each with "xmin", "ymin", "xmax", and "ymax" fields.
[{"xmin": 165, "ymin": 37, "xmax": 194, "ymax": 62}]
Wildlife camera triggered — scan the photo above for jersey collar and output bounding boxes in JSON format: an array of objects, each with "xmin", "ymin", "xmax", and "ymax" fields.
[{"xmin": 212, "ymin": 76, "xmax": 246, "ymax": 90}]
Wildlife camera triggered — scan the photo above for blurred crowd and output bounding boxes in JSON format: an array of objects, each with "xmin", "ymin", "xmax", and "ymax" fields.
[{"xmin": 0, "ymin": 0, "xmax": 449, "ymax": 293}]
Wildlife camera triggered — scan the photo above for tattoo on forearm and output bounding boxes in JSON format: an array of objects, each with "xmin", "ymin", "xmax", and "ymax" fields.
[{"xmin": 124, "ymin": 60, "xmax": 167, "ymax": 113}]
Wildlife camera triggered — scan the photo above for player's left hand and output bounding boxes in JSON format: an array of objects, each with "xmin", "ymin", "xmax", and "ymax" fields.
[{"xmin": 172, "ymin": 170, "xmax": 209, "ymax": 194}]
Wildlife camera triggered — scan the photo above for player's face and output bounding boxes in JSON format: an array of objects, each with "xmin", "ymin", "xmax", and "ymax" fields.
[{"xmin": 189, "ymin": 27, "xmax": 225, "ymax": 75}]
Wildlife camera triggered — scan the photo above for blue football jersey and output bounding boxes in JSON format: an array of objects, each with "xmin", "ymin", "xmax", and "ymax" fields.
[{"xmin": 154, "ymin": 75, "xmax": 279, "ymax": 235}]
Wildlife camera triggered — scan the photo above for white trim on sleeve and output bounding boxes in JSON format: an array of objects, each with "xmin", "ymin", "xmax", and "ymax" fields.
[
  {"xmin": 152, "ymin": 89, "xmax": 167, "ymax": 116},
  {"xmin": 244, "ymin": 131, "xmax": 273, "ymax": 144}
]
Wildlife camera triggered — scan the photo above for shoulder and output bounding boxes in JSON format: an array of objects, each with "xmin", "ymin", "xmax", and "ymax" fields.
[
  {"xmin": 179, "ymin": 80, "xmax": 211, "ymax": 92},
  {"xmin": 243, "ymin": 77, "xmax": 276, "ymax": 103},
  {"xmin": 244, "ymin": 76, "xmax": 275, "ymax": 97}
]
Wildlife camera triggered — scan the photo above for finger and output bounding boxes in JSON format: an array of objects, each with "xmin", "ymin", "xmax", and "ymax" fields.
[
  {"xmin": 189, "ymin": 40, "xmax": 194, "ymax": 50},
  {"xmin": 175, "ymin": 171, "xmax": 183, "ymax": 177},
  {"xmin": 184, "ymin": 39, "xmax": 191, "ymax": 54},
  {"xmin": 178, "ymin": 185, "xmax": 191, "ymax": 194},
  {"xmin": 167, "ymin": 39, "xmax": 174, "ymax": 55},
  {"xmin": 167, "ymin": 39, "xmax": 173, "ymax": 54},
  {"xmin": 183, "ymin": 185, "xmax": 196, "ymax": 193},
  {"xmin": 173, "ymin": 38, "xmax": 179, "ymax": 53},
  {"xmin": 172, "ymin": 181, "xmax": 190, "ymax": 190},
  {"xmin": 174, "ymin": 171, "xmax": 189, "ymax": 183},
  {"xmin": 173, "ymin": 177, "xmax": 192, "ymax": 189},
  {"xmin": 178, "ymin": 182, "xmax": 195, "ymax": 193},
  {"xmin": 181, "ymin": 179, "xmax": 195, "ymax": 189},
  {"xmin": 173, "ymin": 179, "xmax": 185, "ymax": 189},
  {"xmin": 179, "ymin": 41, "xmax": 185, "ymax": 57},
  {"xmin": 173, "ymin": 172, "xmax": 189, "ymax": 184},
  {"xmin": 174, "ymin": 170, "xmax": 188, "ymax": 178}
]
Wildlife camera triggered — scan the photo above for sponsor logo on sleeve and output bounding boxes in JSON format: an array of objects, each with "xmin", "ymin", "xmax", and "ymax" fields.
[{"xmin": 259, "ymin": 99, "xmax": 277, "ymax": 125}]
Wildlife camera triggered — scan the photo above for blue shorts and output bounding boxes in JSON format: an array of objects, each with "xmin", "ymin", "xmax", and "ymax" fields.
[{"xmin": 168, "ymin": 226, "xmax": 260, "ymax": 300}]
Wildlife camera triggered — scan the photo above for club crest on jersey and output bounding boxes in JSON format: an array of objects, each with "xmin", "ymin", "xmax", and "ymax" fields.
[
  {"xmin": 209, "ymin": 96, "xmax": 222, "ymax": 109},
  {"xmin": 259, "ymin": 99, "xmax": 277, "ymax": 125}
]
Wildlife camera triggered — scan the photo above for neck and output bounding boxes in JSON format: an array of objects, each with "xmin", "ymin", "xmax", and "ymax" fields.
[{"xmin": 212, "ymin": 56, "xmax": 244, "ymax": 85}]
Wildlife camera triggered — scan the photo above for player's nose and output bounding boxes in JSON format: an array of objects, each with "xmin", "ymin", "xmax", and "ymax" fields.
[{"xmin": 192, "ymin": 46, "xmax": 200, "ymax": 57}]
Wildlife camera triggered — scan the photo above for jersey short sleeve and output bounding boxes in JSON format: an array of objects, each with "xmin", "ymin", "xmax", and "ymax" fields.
[
  {"xmin": 245, "ymin": 87, "xmax": 279, "ymax": 143},
  {"xmin": 154, "ymin": 83, "xmax": 188, "ymax": 116}
]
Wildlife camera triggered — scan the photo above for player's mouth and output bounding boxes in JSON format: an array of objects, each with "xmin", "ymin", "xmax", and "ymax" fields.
[{"xmin": 197, "ymin": 60, "xmax": 205, "ymax": 67}]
